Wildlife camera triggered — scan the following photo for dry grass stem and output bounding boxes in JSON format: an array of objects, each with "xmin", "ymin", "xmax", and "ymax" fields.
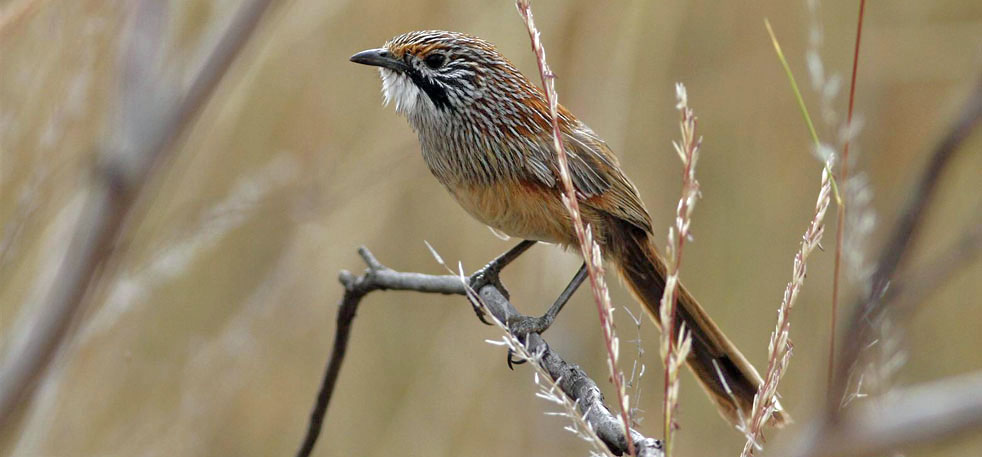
[
  {"xmin": 515, "ymin": 1, "xmax": 634, "ymax": 454},
  {"xmin": 657, "ymin": 83, "xmax": 699, "ymax": 456},
  {"xmin": 740, "ymin": 158, "xmax": 834, "ymax": 457},
  {"xmin": 817, "ymin": 0, "xmax": 867, "ymax": 393}
]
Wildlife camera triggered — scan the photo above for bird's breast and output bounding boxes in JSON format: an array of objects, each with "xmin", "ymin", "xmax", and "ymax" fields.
[
  {"xmin": 445, "ymin": 178, "xmax": 573, "ymax": 245},
  {"xmin": 416, "ymin": 124, "xmax": 517, "ymax": 187}
]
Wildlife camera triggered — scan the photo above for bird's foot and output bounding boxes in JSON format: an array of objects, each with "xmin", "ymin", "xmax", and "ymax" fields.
[{"xmin": 467, "ymin": 260, "xmax": 508, "ymax": 326}]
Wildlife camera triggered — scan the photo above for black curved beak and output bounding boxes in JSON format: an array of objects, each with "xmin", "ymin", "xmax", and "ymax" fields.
[{"xmin": 349, "ymin": 48, "xmax": 406, "ymax": 72}]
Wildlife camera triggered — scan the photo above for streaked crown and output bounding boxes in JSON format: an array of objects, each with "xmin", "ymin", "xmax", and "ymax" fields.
[{"xmin": 351, "ymin": 31, "xmax": 557, "ymax": 129}]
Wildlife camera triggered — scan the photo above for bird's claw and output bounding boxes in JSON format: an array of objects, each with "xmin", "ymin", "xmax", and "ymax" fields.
[
  {"xmin": 470, "ymin": 302, "xmax": 493, "ymax": 325},
  {"xmin": 506, "ymin": 349, "xmax": 527, "ymax": 369},
  {"xmin": 468, "ymin": 261, "xmax": 508, "ymax": 298}
]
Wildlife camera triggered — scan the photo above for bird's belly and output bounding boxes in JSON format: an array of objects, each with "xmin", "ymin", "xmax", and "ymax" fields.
[{"xmin": 447, "ymin": 180, "xmax": 573, "ymax": 245}]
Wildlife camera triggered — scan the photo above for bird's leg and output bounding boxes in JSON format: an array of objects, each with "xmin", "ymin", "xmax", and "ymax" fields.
[
  {"xmin": 508, "ymin": 262, "xmax": 588, "ymax": 336},
  {"xmin": 505, "ymin": 263, "xmax": 587, "ymax": 368},
  {"xmin": 468, "ymin": 240, "xmax": 537, "ymax": 324}
]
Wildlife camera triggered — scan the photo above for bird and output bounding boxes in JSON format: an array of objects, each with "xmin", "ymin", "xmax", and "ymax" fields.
[{"xmin": 350, "ymin": 30, "xmax": 786, "ymax": 429}]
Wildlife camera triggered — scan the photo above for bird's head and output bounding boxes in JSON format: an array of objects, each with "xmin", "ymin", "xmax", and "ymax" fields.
[{"xmin": 350, "ymin": 30, "xmax": 543, "ymax": 123}]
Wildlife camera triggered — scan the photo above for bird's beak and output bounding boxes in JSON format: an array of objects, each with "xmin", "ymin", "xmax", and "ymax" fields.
[{"xmin": 349, "ymin": 48, "xmax": 406, "ymax": 72}]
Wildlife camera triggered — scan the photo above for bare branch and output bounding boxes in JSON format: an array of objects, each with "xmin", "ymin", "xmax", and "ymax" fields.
[{"xmin": 297, "ymin": 246, "xmax": 664, "ymax": 457}]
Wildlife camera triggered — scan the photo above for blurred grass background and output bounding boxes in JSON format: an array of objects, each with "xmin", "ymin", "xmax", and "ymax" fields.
[{"xmin": 1, "ymin": 0, "xmax": 980, "ymax": 456}]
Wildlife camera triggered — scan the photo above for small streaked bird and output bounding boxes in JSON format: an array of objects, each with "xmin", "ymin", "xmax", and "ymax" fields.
[{"xmin": 350, "ymin": 30, "xmax": 786, "ymax": 428}]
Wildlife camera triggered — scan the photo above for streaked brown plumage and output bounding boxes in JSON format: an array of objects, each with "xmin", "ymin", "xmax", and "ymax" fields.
[{"xmin": 351, "ymin": 30, "xmax": 786, "ymax": 428}]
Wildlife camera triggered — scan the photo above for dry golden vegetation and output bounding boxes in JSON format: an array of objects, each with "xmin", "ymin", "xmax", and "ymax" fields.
[{"xmin": 1, "ymin": 1, "xmax": 981, "ymax": 456}]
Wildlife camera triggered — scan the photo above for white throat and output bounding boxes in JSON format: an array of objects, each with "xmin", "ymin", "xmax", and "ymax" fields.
[{"xmin": 379, "ymin": 68, "xmax": 423, "ymax": 115}]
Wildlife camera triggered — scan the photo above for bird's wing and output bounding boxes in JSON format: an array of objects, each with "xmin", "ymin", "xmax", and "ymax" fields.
[{"xmin": 524, "ymin": 122, "xmax": 653, "ymax": 234}]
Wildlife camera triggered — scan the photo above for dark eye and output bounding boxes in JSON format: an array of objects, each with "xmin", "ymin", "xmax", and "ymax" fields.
[{"xmin": 424, "ymin": 53, "xmax": 446, "ymax": 69}]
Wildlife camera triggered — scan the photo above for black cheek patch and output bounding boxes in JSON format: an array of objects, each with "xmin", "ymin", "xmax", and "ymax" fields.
[{"xmin": 407, "ymin": 69, "xmax": 454, "ymax": 112}]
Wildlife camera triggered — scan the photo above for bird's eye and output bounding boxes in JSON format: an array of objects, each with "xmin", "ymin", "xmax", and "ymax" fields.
[{"xmin": 423, "ymin": 53, "xmax": 446, "ymax": 69}]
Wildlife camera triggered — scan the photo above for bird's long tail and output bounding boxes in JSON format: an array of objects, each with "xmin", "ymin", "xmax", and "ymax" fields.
[{"xmin": 608, "ymin": 221, "xmax": 788, "ymax": 428}]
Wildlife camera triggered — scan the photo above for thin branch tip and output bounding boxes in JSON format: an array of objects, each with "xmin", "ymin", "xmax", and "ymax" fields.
[
  {"xmin": 357, "ymin": 246, "xmax": 384, "ymax": 271},
  {"xmin": 338, "ymin": 270, "xmax": 355, "ymax": 287}
]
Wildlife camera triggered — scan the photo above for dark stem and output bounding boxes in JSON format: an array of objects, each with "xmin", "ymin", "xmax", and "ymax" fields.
[
  {"xmin": 829, "ymin": 0, "xmax": 867, "ymax": 394},
  {"xmin": 294, "ymin": 275, "xmax": 365, "ymax": 456}
]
